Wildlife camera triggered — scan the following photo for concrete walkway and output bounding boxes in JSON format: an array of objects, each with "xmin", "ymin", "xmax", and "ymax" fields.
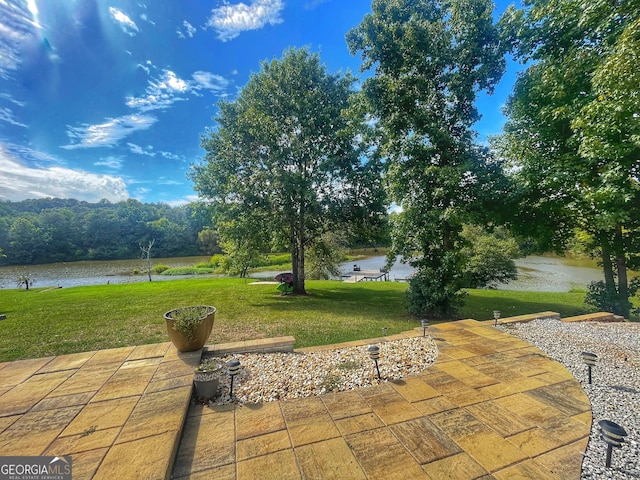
[{"xmin": 0, "ymin": 319, "xmax": 591, "ymax": 479}]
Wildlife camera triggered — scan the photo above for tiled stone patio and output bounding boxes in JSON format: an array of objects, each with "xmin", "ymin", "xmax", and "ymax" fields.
[{"xmin": 0, "ymin": 319, "xmax": 592, "ymax": 479}]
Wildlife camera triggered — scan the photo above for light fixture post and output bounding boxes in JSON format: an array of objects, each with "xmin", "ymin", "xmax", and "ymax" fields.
[
  {"xmin": 367, "ymin": 345, "xmax": 381, "ymax": 380},
  {"xmin": 493, "ymin": 310, "xmax": 501, "ymax": 326},
  {"xmin": 421, "ymin": 318, "xmax": 429, "ymax": 337},
  {"xmin": 228, "ymin": 359, "xmax": 241, "ymax": 398},
  {"xmin": 581, "ymin": 352, "xmax": 597, "ymax": 384}
]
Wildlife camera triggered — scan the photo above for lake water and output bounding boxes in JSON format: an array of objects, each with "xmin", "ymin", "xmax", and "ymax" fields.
[{"xmin": 0, "ymin": 254, "xmax": 612, "ymax": 292}]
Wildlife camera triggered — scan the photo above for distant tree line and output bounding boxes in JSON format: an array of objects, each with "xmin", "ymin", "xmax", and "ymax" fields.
[{"xmin": 0, "ymin": 198, "xmax": 212, "ymax": 265}]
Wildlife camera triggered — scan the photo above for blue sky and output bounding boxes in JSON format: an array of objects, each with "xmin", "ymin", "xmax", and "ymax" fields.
[{"xmin": 0, "ymin": 0, "xmax": 521, "ymax": 205}]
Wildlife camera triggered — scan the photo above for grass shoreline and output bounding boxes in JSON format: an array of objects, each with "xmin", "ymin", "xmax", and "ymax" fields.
[{"xmin": 0, "ymin": 276, "xmax": 612, "ymax": 362}]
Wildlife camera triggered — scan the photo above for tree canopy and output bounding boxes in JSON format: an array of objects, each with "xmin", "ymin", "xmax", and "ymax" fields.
[
  {"xmin": 497, "ymin": 0, "xmax": 640, "ymax": 316},
  {"xmin": 191, "ymin": 48, "xmax": 387, "ymax": 294},
  {"xmin": 347, "ymin": 0, "xmax": 509, "ymax": 315}
]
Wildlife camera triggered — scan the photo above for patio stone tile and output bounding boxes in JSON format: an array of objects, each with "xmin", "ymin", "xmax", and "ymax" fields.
[
  {"xmin": 37, "ymin": 352, "xmax": 95, "ymax": 373},
  {"xmin": 413, "ymin": 395, "xmax": 458, "ymax": 416},
  {"xmin": 446, "ymin": 387, "xmax": 494, "ymax": 407},
  {"xmin": 346, "ymin": 427, "xmax": 430, "ymax": 479},
  {"xmin": 281, "ymin": 395, "xmax": 327, "ymax": 422},
  {"xmin": 281, "ymin": 397, "xmax": 340, "ymax": 447},
  {"xmin": 531, "ymin": 371, "xmax": 573, "ymax": 385},
  {"xmin": 66, "ymin": 447, "xmax": 108, "ymax": 480},
  {"xmin": 175, "ymin": 464, "xmax": 236, "ymax": 480},
  {"xmin": 538, "ymin": 415, "xmax": 590, "ymax": 444},
  {"xmin": 422, "ymin": 452, "xmax": 490, "ymax": 480},
  {"xmin": 236, "ymin": 401, "xmax": 286, "ymax": 440},
  {"xmin": 0, "ymin": 370, "xmax": 74, "ymax": 416},
  {"xmin": 83, "ymin": 346, "xmax": 135, "ymax": 368},
  {"xmin": 173, "ymin": 407, "xmax": 236, "ymax": 477},
  {"xmin": 90, "ymin": 364, "xmax": 157, "ymax": 402},
  {"xmin": 455, "ymin": 430, "xmax": 528, "ymax": 473},
  {"xmin": 526, "ymin": 381, "xmax": 591, "ymax": 416},
  {"xmin": 120, "ymin": 357, "xmax": 162, "ymax": 369},
  {"xmin": 237, "ymin": 429, "xmax": 291, "ymax": 461},
  {"xmin": 466, "ymin": 401, "xmax": 535, "ymax": 437},
  {"xmin": 388, "ymin": 376, "xmax": 441, "ymax": 403},
  {"xmin": 49, "ymin": 365, "xmax": 119, "ymax": 397},
  {"xmin": 45, "ymin": 427, "xmax": 120, "ymax": 456},
  {"xmin": 533, "ymin": 438, "xmax": 590, "ymax": 480},
  {"xmin": 494, "ymin": 393, "xmax": 565, "ymax": 424},
  {"xmin": 61, "ymin": 397, "xmax": 139, "ymax": 437},
  {"xmin": 126, "ymin": 342, "xmax": 171, "ymax": 361},
  {"xmin": 493, "ymin": 459, "xmax": 562, "ymax": 480},
  {"xmin": 430, "ymin": 408, "xmax": 487, "ymax": 440},
  {"xmin": 115, "ymin": 386, "xmax": 191, "ymax": 444},
  {"xmin": 0, "ymin": 405, "xmax": 82, "ymax": 455},
  {"xmin": 572, "ymin": 410, "xmax": 592, "ymax": 426},
  {"xmin": 283, "ymin": 408, "xmax": 341, "ymax": 447},
  {"xmin": 360, "ymin": 388, "xmax": 422, "ymax": 425},
  {"xmin": 334, "ymin": 412, "xmax": 384, "ymax": 436},
  {"xmin": 145, "ymin": 373, "xmax": 192, "ymax": 394},
  {"xmin": 0, "ymin": 357, "xmax": 54, "ymax": 388},
  {"xmin": 237, "ymin": 449, "xmax": 301, "ymax": 480},
  {"xmin": 153, "ymin": 358, "xmax": 198, "ymax": 381},
  {"xmin": 391, "ymin": 417, "xmax": 462, "ymax": 464},
  {"xmin": 322, "ymin": 390, "xmax": 372, "ymax": 419},
  {"xmin": 295, "ymin": 437, "xmax": 366, "ymax": 480},
  {"xmin": 506, "ymin": 427, "xmax": 565, "ymax": 457},
  {"xmin": 421, "ymin": 369, "xmax": 470, "ymax": 395},
  {"xmin": 479, "ymin": 377, "xmax": 547, "ymax": 398},
  {"xmin": 93, "ymin": 430, "xmax": 176, "ymax": 480},
  {"xmin": 33, "ymin": 392, "xmax": 95, "ymax": 412},
  {"xmin": 0, "ymin": 415, "xmax": 19, "ymax": 434},
  {"xmin": 436, "ymin": 345, "xmax": 477, "ymax": 360}
]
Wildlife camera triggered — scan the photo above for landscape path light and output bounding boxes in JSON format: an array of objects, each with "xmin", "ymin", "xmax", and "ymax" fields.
[
  {"xmin": 421, "ymin": 318, "xmax": 429, "ymax": 337},
  {"xmin": 227, "ymin": 359, "xmax": 241, "ymax": 398},
  {"xmin": 598, "ymin": 420, "xmax": 627, "ymax": 468},
  {"xmin": 367, "ymin": 345, "xmax": 381, "ymax": 380},
  {"xmin": 493, "ymin": 310, "xmax": 501, "ymax": 326},
  {"xmin": 581, "ymin": 351, "xmax": 597, "ymax": 384}
]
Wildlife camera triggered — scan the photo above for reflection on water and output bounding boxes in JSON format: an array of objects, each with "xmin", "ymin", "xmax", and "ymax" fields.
[
  {"xmin": 0, "ymin": 254, "xmax": 619, "ymax": 292},
  {"xmin": 0, "ymin": 256, "xmax": 211, "ymax": 289}
]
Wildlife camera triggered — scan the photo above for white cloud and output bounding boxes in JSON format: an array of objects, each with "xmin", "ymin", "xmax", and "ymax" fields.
[
  {"xmin": 127, "ymin": 69, "xmax": 229, "ymax": 111},
  {"xmin": 191, "ymin": 71, "xmax": 230, "ymax": 93},
  {"xmin": 165, "ymin": 194, "xmax": 199, "ymax": 207},
  {"xmin": 0, "ymin": 145, "xmax": 129, "ymax": 202},
  {"xmin": 0, "ymin": 1, "xmax": 38, "ymax": 79},
  {"xmin": 140, "ymin": 13, "xmax": 155, "ymax": 25},
  {"xmin": 126, "ymin": 70, "xmax": 191, "ymax": 112},
  {"xmin": 207, "ymin": 0, "xmax": 284, "ymax": 42},
  {"xmin": 159, "ymin": 151, "xmax": 181, "ymax": 160},
  {"xmin": 0, "ymin": 107, "xmax": 27, "ymax": 127},
  {"xmin": 177, "ymin": 20, "xmax": 197, "ymax": 39},
  {"xmin": 94, "ymin": 156, "xmax": 124, "ymax": 169},
  {"xmin": 109, "ymin": 7, "xmax": 139, "ymax": 36},
  {"xmin": 63, "ymin": 114, "xmax": 157, "ymax": 149},
  {"xmin": 127, "ymin": 142, "xmax": 156, "ymax": 156}
]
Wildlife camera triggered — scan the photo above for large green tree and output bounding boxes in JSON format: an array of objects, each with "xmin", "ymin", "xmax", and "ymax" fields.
[
  {"xmin": 347, "ymin": 0, "xmax": 507, "ymax": 315},
  {"xmin": 497, "ymin": 0, "xmax": 640, "ymax": 316},
  {"xmin": 191, "ymin": 48, "xmax": 386, "ymax": 294}
]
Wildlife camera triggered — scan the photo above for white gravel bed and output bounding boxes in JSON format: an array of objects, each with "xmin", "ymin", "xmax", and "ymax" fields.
[
  {"xmin": 498, "ymin": 320, "xmax": 640, "ymax": 479},
  {"xmin": 206, "ymin": 335, "xmax": 438, "ymax": 404}
]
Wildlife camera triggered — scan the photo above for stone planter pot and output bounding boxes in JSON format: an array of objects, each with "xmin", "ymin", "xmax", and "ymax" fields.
[
  {"xmin": 164, "ymin": 306, "xmax": 216, "ymax": 352},
  {"xmin": 194, "ymin": 369, "xmax": 220, "ymax": 400}
]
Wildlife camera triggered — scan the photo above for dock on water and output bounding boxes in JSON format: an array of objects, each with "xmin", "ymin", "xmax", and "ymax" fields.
[{"xmin": 340, "ymin": 269, "xmax": 389, "ymax": 283}]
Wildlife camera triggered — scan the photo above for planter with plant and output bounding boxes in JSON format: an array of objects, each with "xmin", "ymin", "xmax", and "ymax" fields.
[
  {"xmin": 163, "ymin": 305, "xmax": 216, "ymax": 352},
  {"xmin": 193, "ymin": 357, "xmax": 222, "ymax": 400}
]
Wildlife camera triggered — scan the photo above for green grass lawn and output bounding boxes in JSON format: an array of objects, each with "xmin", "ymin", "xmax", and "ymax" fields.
[{"xmin": 0, "ymin": 278, "xmax": 610, "ymax": 361}]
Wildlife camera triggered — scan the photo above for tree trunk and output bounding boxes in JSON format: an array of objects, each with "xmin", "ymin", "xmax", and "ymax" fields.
[
  {"xmin": 613, "ymin": 223, "xmax": 630, "ymax": 317},
  {"xmin": 600, "ymin": 235, "xmax": 616, "ymax": 289},
  {"xmin": 290, "ymin": 201, "xmax": 307, "ymax": 295}
]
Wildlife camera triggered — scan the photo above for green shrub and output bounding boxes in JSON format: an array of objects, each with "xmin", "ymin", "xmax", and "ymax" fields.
[
  {"xmin": 161, "ymin": 267, "xmax": 216, "ymax": 276},
  {"xmin": 152, "ymin": 264, "xmax": 170, "ymax": 274}
]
